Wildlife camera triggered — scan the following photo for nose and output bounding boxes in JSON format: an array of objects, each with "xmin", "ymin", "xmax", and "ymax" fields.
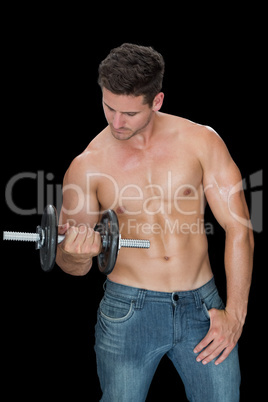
[{"xmin": 112, "ymin": 112, "xmax": 125, "ymax": 129}]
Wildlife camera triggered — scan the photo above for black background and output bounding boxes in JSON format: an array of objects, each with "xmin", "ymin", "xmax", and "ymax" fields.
[{"xmin": 2, "ymin": 5, "xmax": 265, "ymax": 401}]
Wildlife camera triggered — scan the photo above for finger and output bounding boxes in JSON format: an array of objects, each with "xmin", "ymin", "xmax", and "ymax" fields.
[
  {"xmin": 215, "ymin": 345, "xmax": 235, "ymax": 365},
  {"xmin": 58, "ymin": 222, "xmax": 69, "ymax": 235},
  {"xmin": 198, "ymin": 342, "xmax": 227, "ymax": 365},
  {"xmin": 92, "ymin": 230, "xmax": 102, "ymax": 253},
  {"xmin": 59, "ymin": 226, "xmax": 79, "ymax": 253},
  {"xmin": 92, "ymin": 229, "xmax": 102, "ymax": 250},
  {"xmin": 73, "ymin": 225, "xmax": 93, "ymax": 249},
  {"xmin": 194, "ymin": 331, "xmax": 215, "ymax": 354},
  {"xmin": 84, "ymin": 227, "xmax": 95, "ymax": 245},
  {"xmin": 65, "ymin": 226, "xmax": 79, "ymax": 242},
  {"xmin": 84, "ymin": 228, "xmax": 102, "ymax": 256}
]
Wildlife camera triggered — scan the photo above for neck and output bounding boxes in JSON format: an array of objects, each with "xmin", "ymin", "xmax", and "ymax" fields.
[{"xmin": 126, "ymin": 111, "xmax": 160, "ymax": 149}]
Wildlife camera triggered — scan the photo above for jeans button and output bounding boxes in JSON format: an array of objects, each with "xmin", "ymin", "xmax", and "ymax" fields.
[{"xmin": 173, "ymin": 294, "xmax": 179, "ymax": 301}]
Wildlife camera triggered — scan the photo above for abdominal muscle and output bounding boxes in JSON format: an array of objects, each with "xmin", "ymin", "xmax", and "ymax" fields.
[{"xmin": 108, "ymin": 214, "xmax": 213, "ymax": 292}]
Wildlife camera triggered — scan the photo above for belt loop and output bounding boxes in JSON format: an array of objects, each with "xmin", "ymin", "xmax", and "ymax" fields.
[
  {"xmin": 103, "ymin": 279, "xmax": 107, "ymax": 292},
  {"xmin": 193, "ymin": 291, "xmax": 202, "ymax": 309},
  {"xmin": 135, "ymin": 290, "xmax": 147, "ymax": 309}
]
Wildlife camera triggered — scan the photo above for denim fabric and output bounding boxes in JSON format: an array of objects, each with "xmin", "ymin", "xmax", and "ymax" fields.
[{"xmin": 95, "ymin": 277, "xmax": 240, "ymax": 401}]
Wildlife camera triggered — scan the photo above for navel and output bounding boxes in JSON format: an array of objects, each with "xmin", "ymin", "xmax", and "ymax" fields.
[{"xmin": 164, "ymin": 256, "xmax": 170, "ymax": 261}]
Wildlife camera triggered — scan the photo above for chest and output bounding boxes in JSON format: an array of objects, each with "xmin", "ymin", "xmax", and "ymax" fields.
[{"xmin": 95, "ymin": 144, "xmax": 203, "ymax": 215}]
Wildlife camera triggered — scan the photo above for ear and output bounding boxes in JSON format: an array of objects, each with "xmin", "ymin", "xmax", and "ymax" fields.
[{"xmin": 152, "ymin": 92, "xmax": 164, "ymax": 112}]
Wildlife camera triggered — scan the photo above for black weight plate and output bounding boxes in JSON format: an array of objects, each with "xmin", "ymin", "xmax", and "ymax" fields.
[
  {"xmin": 96, "ymin": 210, "xmax": 119, "ymax": 275},
  {"xmin": 40, "ymin": 205, "xmax": 58, "ymax": 272}
]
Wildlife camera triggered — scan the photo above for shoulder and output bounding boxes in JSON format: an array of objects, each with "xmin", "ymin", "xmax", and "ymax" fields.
[
  {"xmin": 161, "ymin": 113, "xmax": 226, "ymax": 148},
  {"xmin": 172, "ymin": 118, "xmax": 233, "ymax": 165},
  {"xmin": 190, "ymin": 124, "xmax": 242, "ymax": 186},
  {"xmin": 194, "ymin": 124, "xmax": 227, "ymax": 148},
  {"xmin": 63, "ymin": 128, "xmax": 109, "ymax": 187},
  {"xmin": 167, "ymin": 114, "xmax": 239, "ymax": 176},
  {"xmin": 192, "ymin": 125, "xmax": 233, "ymax": 168},
  {"xmin": 173, "ymin": 116, "xmax": 226, "ymax": 149}
]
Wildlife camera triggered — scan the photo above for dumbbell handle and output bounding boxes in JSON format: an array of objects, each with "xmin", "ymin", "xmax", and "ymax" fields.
[
  {"xmin": 3, "ymin": 231, "xmax": 150, "ymax": 249},
  {"xmin": 3, "ymin": 231, "xmax": 64, "ymax": 243}
]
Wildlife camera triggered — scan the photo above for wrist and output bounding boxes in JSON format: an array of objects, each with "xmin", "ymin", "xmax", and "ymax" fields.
[
  {"xmin": 56, "ymin": 246, "xmax": 93, "ymax": 276},
  {"xmin": 225, "ymin": 304, "xmax": 247, "ymax": 325}
]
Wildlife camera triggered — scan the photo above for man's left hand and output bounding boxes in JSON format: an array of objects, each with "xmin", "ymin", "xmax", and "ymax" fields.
[{"xmin": 193, "ymin": 309, "xmax": 243, "ymax": 365}]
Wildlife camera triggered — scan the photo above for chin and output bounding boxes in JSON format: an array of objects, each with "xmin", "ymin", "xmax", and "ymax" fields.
[{"xmin": 111, "ymin": 130, "xmax": 135, "ymax": 141}]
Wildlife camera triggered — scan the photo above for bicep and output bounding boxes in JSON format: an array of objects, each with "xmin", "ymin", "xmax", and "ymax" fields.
[
  {"xmin": 59, "ymin": 161, "xmax": 100, "ymax": 228},
  {"xmin": 204, "ymin": 162, "xmax": 248, "ymax": 230}
]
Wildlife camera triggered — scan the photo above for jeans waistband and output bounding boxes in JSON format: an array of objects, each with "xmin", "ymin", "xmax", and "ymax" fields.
[{"xmin": 104, "ymin": 276, "xmax": 216, "ymax": 307}]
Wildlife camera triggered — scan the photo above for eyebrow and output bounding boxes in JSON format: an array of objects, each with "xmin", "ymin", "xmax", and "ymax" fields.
[{"xmin": 103, "ymin": 101, "xmax": 140, "ymax": 115}]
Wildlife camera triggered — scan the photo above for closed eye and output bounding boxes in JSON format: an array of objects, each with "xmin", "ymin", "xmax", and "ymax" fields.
[
  {"xmin": 103, "ymin": 102, "xmax": 139, "ymax": 117},
  {"xmin": 125, "ymin": 112, "xmax": 138, "ymax": 117},
  {"xmin": 104, "ymin": 103, "xmax": 115, "ymax": 112}
]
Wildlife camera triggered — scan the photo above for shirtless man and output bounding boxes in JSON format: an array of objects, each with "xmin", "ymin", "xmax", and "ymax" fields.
[{"xmin": 56, "ymin": 43, "xmax": 254, "ymax": 401}]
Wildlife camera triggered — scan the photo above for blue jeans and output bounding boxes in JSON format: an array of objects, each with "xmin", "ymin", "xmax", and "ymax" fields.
[{"xmin": 94, "ymin": 277, "xmax": 240, "ymax": 401}]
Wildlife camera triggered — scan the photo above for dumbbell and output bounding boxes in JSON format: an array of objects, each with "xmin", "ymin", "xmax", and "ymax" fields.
[{"xmin": 3, "ymin": 205, "xmax": 150, "ymax": 275}]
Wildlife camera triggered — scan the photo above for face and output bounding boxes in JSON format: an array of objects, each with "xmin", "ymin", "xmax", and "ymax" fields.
[{"xmin": 102, "ymin": 88, "xmax": 163, "ymax": 141}]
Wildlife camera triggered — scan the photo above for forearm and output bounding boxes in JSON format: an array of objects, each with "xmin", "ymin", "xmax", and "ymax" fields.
[
  {"xmin": 224, "ymin": 225, "xmax": 254, "ymax": 324},
  {"xmin": 56, "ymin": 245, "xmax": 93, "ymax": 276}
]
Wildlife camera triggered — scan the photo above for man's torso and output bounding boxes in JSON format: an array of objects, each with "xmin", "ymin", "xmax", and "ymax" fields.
[{"xmin": 73, "ymin": 113, "xmax": 213, "ymax": 291}]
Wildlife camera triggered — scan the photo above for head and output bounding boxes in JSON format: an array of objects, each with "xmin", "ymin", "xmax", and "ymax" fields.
[
  {"xmin": 98, "ymin": 43, "xmax": 165, "ymax": 107},
  {"xmin": 98, "ymin": 43, "xmax": 165, "ymax": 140}
]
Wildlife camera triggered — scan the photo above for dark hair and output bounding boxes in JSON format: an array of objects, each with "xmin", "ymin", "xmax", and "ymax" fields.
[{"xmin": 98, "ymin": 43, "xmax": 165, "ymax": 106}]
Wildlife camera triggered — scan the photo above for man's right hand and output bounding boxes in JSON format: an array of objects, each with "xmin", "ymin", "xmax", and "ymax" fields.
[{"xmin": 56, "ymin": 223, "xmax": 102, "ymax": 275}]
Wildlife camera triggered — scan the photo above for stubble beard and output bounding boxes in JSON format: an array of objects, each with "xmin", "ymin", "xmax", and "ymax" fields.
[{"xmin": 110, "ymin": 111, "xmax": 153, "ymax": 141}]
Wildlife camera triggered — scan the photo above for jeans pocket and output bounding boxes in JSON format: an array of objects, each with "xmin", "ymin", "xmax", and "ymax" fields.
[
  {"xmin": 201, "ymin": 301, "xmax": 211, "ymax": 320},
  {"xmin": 99, "ymin": 295, "xmax": 135, "ymax": 323},
  {"xmin": 201, "ymin": 289, "xmax": 225, "ymax": 320}
]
